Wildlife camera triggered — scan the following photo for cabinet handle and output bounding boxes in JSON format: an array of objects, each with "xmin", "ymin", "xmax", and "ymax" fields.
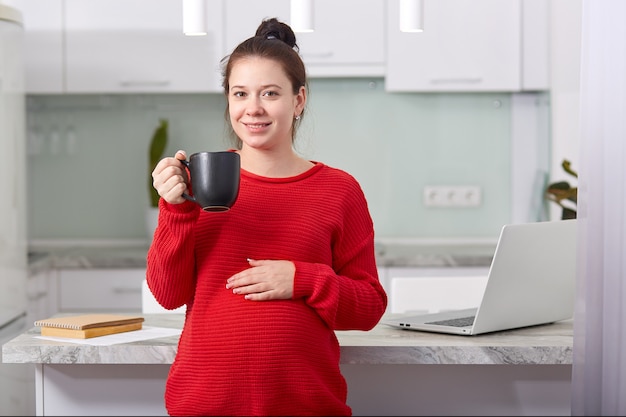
[
  {"xmin": 112, "ymin": 287, "xmax": 141, "ymax": 294},
  {"xmin": 429, "ymin": 78, "xmax": 483, "ymax": 85},
  {"xmin": 27, "ymin": 291, "xmax": 49, "ymax": 301},
  {"xmin": 119, "ymin": 80, "xmax": 171, "ymax": 87}
]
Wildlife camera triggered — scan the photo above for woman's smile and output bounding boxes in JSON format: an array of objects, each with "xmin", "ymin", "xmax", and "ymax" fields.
[{"xmin": 243, "ymin": 121, "xmax": 272, "ymax": 132}]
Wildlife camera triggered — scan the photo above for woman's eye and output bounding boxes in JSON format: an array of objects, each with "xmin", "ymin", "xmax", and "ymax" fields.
[
  {"xmin": 233, "ymin": 91, "xmax": 246, "ymax": 98},
  {"xmin": 263, "ymin": 91, "xmax": 278, "ymax": 97}
]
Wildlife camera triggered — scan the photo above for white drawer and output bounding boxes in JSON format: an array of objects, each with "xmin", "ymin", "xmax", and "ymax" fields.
[{"xmin": 58, "ymin": 269, "xmax": 145, "ymax": 312}]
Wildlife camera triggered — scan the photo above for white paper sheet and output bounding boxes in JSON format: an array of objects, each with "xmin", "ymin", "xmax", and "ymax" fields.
[{"xmin": 34, "ymin": 326, "xmax": 182, "ymax": 346}]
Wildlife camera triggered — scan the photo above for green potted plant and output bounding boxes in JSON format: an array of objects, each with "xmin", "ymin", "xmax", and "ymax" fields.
[
  {"xmin": 146, "ymin": 118, "xmax": 168, "ymax": 238},
  {"xmin": 545, "ymin": 159, "xmax": 577, "ymax": 220}
]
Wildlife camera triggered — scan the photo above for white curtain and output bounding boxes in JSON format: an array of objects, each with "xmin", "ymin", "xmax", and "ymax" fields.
[{"xmin": 571, "ymin": 0, "xmax": 626, "ymax": 415}]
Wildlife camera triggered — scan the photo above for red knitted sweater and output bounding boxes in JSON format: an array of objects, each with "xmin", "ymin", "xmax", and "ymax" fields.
[{"xmin": 146, "ymin": 162, "xmax": 387, "ymax": 416}]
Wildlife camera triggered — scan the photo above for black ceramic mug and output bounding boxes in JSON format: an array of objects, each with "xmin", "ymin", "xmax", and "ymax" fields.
[{"xmin": 180, "ymin": 151, "xmax": 240, "ymax": 212}]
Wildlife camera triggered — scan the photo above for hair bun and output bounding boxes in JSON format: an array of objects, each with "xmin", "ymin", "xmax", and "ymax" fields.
[{"xmin": 255, "ymin": 17, "xmax": 298, "ymax": 50}]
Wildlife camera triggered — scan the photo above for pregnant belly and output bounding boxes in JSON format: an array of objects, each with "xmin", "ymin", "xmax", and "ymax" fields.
[{"xmin": 182, "ymin": 295, "xmax": 337, "ymax": 364}]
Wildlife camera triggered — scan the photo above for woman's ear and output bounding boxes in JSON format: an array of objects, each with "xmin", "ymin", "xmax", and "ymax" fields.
[{"xmin": 295, "ymin": 85, "xmax": 307, "ymax": 114}]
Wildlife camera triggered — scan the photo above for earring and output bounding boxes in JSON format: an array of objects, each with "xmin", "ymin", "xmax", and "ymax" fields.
[{"xmin": 295, "ymin": 115, "xmax": 301, "ymax": 120}]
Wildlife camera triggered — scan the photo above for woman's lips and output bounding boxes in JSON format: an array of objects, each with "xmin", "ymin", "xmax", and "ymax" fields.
[{"xmin": 244, "ymin": 122, "xmax": 271, "ymax": 132}]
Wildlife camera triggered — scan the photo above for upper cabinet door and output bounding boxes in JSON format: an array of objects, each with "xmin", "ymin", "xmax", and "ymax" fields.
[
  {"xmin": 9, "ymin": 0, "xmax": 64, "ymax": 93},
  {"xmin": 224, "ymin": 0, "xmax": 386, "ymax": 77},
  {"xmin": 521, "ymin": 0, "xmax": 549, "ymax": 91},
  {"xmin": 386, "ymin": 0, "xmax": 522, "ymax": 92},
  {"xmin": 64, "ymin": 0, "xmax": 224, "ymax": 93}
]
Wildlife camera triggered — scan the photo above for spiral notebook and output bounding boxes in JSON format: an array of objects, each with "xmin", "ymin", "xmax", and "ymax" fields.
[
  {"xmin": 34, "ymin": 314, "xmax": 145, "ymax": 339},
  {"xmin": 382, "ymin": 219, "xmax": 577, "ymax": 336},
  {"xmin": 35, "ymin": 314, "xmax": 144, "ymax": 330}
]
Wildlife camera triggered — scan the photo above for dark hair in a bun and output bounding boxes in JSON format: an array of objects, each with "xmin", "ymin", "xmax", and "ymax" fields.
[
  {"xmin": 254, "ymin": 18, "xmax": 298, "ymax": 51},
  {"xmin": 220, "ymin": 18, "xmax": 308, "ymax": 148}
]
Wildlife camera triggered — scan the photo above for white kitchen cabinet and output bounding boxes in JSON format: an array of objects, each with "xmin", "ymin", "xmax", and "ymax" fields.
[
  {"xmin": 26, "ymin": 266, "xmax": 59, "ymax": 324},
  {"xmin": 223, "ymin": 0, "xmax": 386, "ymax": 77},
  {"xmin": 386, "ymin": 0, "xmax": 527, "ymax": 92},
  {"xmin": 8, "ymin": 0, "xmax": 64, "ymax": 93},
  {"xmin": 57, "ymin": 268, "xmax": 145, "ymax": 312},
  {"xmin": 387, "ymin": 267, "xmax": 489, "ymax": 314},
  {"xmin": 0, "ymin": 361, "xmax": 35, "ymax": 416},
  {"xmin": 13, "ymin": 0, "xmax": 225, "ymax": 94},
  {"xmin": 64, "ymin": 0, "xmax": 224, "ymax": 93},
  {"xmin": 0, "ymin": 316, "xmax": 35, "ymax": 417},
  {"xmin": 377, "ymin": 266, "xmax": 389, "ymax": 292},
  {"xmin": 521, "ymin": 0, "xmax": 550, "ymax": 90}
]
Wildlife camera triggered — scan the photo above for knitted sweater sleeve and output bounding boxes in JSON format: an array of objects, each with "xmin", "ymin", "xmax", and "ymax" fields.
[
  {"xmin": 146, "ymin": 199, "xmax": 200, "ymax": 310},
  {"xmin": 292, "ymin": 177, "xmax": 388, "ymax": 331}
]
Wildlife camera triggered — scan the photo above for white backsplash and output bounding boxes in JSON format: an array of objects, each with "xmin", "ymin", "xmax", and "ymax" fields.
[{"xmin": 25, "ymin": 78, "xmax": 549, "ymax": 242}]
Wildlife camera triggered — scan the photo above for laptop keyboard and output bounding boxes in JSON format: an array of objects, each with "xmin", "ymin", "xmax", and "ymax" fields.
[{"xmin": 425, "ymin": 316, "xmax": 475, "ymax": 327}]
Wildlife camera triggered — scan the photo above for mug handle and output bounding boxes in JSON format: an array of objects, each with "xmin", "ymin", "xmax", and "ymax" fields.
[{"xmin": 179, "ymin": 159, "xmax": 195, "ymax": 203}]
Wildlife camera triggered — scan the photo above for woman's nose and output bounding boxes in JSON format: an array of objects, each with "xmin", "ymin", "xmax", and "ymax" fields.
[{"xmin": 246, "ymin": 98, "xmax": 264, "ymax": 116}]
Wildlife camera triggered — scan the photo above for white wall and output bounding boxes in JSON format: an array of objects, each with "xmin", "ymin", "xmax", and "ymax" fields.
[{"xmin": 549, "ymin": 0, "xmax": 583, "ymax": 220}]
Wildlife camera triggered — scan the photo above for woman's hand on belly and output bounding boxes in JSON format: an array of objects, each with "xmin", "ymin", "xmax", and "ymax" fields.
[{"xmin": 226, "ymin": 259, "xmax": 295, "ymax": 301}]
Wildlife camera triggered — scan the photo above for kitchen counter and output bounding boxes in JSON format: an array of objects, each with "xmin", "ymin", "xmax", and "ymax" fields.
[
  {"xmin": 3, "ymin": 314, "xmax": 572, "ymax": 366},
  {"xmin": 28, "ymin": 239, "xmax": 496, "ymax": 272},
  {"xmin": 2, "ymin": 314, "xmax": 573, "ymax": 416},
  {"xmin": 28, "ymin": 244, "xmax": 151, "ymax": 272},
  {"xmin": 19, "ymin": 243, "xmax": 568, "ymax": 416}
]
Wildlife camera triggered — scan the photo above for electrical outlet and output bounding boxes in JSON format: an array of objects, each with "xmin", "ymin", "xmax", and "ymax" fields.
[{"xmin": 423, "ymin": 186, "xmax": 482, "ymax": 208}]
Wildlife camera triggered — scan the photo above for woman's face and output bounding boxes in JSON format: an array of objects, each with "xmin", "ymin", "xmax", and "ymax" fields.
[{"xmin": 228, "ymin": 57, "xmax": 305, "ymax": 151}]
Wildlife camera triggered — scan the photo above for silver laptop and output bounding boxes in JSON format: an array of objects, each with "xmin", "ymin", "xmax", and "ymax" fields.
[{"xmin": 382, "ymin": 219, "xmax": 577, "ymax": 336}]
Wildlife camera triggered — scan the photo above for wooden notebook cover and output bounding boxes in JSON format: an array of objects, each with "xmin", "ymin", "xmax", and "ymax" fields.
[
  {"xmin": 40, "ymin": 322, "xmax": 143, "ymax": 339},
  {"xmin": 34, "ymin": 314, "xmax": 144, "ymax": 330}
]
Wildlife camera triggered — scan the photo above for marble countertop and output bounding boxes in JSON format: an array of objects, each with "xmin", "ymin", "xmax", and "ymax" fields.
[
  {"xmin": 28, "ymin": 240, "xmax": 496, "ymax": 272},
  {"xmin": 2, "ymin": 314, "xmax": 573, "ymax": 366},
  {"xmin": 28, "ymin": 244, "xmax": 151, "ymax": 273}
]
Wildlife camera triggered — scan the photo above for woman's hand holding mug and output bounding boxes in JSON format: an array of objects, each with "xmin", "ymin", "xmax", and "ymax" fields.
[{"xmin": 152, "ymin": 150, "xmax": 190, "ymax": 205}]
